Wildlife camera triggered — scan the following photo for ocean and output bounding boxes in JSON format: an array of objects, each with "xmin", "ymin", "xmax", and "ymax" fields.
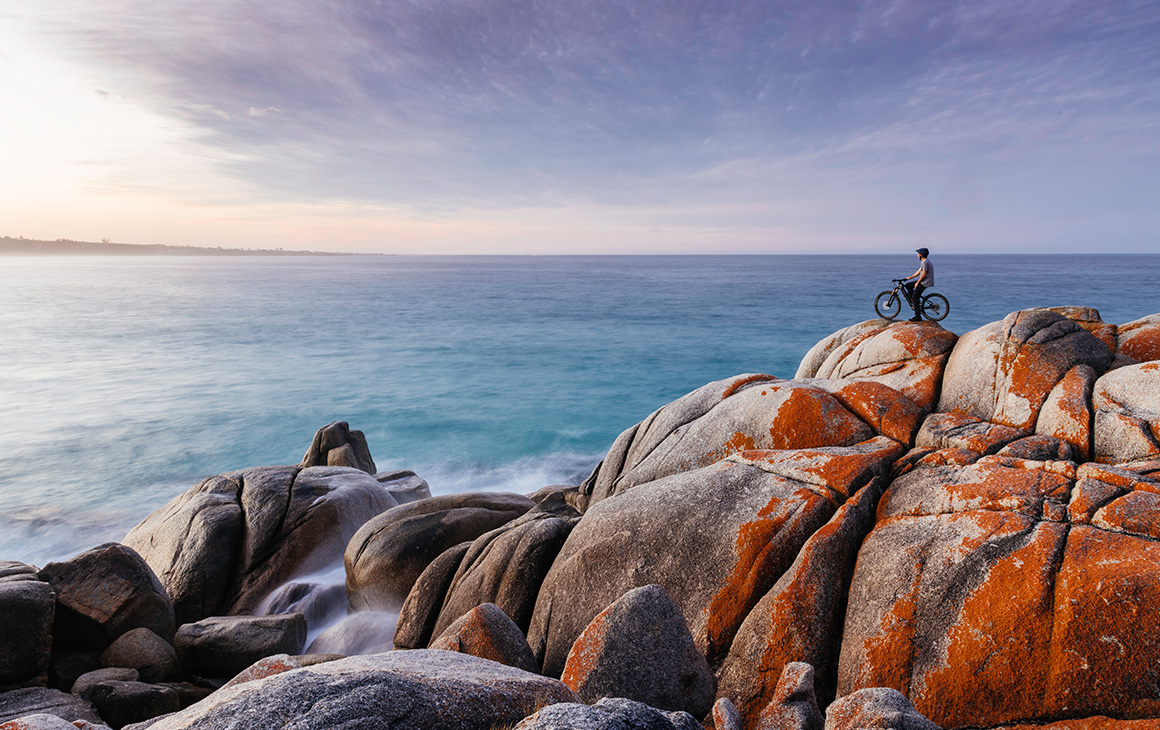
[{"xmin": 2, "ymin": 254, "xmax": 1158, "ymax": 567}]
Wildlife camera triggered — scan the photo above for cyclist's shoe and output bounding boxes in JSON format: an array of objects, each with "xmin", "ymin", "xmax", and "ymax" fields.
[{"xmin": 908, "ymin": 316, "xmax": 923, "ymax": 322}]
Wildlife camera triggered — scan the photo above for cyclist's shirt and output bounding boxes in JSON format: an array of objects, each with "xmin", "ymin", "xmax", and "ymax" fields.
[{"xmin": 919, "ymin": 259, "xmax": 934, "ymax": 287}]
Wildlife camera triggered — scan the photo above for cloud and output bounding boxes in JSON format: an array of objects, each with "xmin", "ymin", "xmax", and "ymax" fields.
[{"xmin": 15, "ymin": 0, "xmax": 1160, "ymax": 222}]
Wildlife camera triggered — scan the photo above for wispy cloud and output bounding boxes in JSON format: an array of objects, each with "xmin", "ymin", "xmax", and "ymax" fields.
[{"xmin": 5, "ymin": 0, "xmax": 1159, "ymax": 251}]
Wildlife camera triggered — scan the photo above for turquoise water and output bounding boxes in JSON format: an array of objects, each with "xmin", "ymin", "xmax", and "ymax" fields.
[{"xmin": 2, "ymin": 254, "xmax": 1158, "ymax": 566}]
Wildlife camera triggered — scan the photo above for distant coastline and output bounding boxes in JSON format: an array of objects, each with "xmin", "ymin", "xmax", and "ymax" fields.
[{"xmin": 0, "ymin": 236, "xmax": 361, "ymax": 256}]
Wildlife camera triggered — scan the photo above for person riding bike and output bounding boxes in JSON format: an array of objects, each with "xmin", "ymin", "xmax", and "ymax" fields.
[{"xmin": 903, "ymin": 248, "xmax": 934, "ymax": 322}]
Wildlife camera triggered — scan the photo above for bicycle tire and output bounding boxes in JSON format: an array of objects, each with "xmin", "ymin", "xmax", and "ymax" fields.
[
  {"xmin": 874, "ymin": 291, "xmax": 901, "ymax": 320},
  {"xmin": 922, "ymin": 293, "xmax": 950, "ymax": 322}
]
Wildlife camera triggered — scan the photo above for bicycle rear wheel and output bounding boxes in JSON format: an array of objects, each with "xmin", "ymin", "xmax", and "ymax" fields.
[
  {"xmin": 874, "ymin": 291, "xmax": 901, "ymax": 320},
  {"xmin": 922, "ymin": 293, "xmax": 950, "ymax": 321}
]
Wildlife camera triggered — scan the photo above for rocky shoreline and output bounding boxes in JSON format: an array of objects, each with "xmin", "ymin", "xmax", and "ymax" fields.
[{"xmin": 2, "ymin": 306, "xmax": 1159, "ymax": 730}]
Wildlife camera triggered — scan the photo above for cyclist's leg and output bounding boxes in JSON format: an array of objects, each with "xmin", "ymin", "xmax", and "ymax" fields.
[{"xmin": 911, "ymin": 283, "xmax": 925, "ymax": 318}]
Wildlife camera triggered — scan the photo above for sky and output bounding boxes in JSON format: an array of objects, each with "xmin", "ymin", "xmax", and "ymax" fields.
[{"xmin": 1, "ymin": 0, "xmax": 1158, "ymax": 254}]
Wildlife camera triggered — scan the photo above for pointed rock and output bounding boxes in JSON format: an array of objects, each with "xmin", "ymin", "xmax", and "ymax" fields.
[
  {"xmin": 753, "ymin": 663, "xmax": 824, "ymax": 730},
  {"xmin": 429, "ymin": 603, "xmax": 536, "ymax": 672},
  {"xmin": 299, "ymin": 421, "xmax": 376, "ymax": 474},
  {"xmin": 560, "ymin": 585, "xmax": 715, "ymax": 718}
]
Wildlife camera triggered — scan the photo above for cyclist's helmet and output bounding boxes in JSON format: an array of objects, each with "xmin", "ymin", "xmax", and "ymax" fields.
[{"xmin": 916, "ymin": 248, "xmax": 929, "ymax": 257}]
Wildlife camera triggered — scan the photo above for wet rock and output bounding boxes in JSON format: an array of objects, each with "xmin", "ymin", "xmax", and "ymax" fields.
[
  {"xmin": 0, "ymin": 563, "xmax": 55, "ymax": 687},
  {"xmin": 0, "ymin": 688, "xmax": 103, "ymax": 726},
  {"xmin": 174, "ymin": 614, "xmax": 306, "ymax": 679},
  {"xmin": 393, "ymin": 542, "xmax": 472, "ymax": 650},
  {"xmin": 1116, "ymin": 314, "xmax": 1160, "ymax": 363},
  {"xmin": 260, "ymin": 581, "xmax": 346, "ymax": 632},
  {"xmin": 824, "ymin": 688, "xmax": 940, "ymax": 730},
  {"xmin": 796, "ymin": 320, "xmax": 958, "ymax": 410},
  {"xmin": 914, "ymin": 412, "xmax": 1028, "ymax": 455},
  {"xmin": 299, "ymin": 421, "xmax": 376, "ymax": 474},
  {"xmin": 531, "ymin": 439, "xmax": 903, "ymax": 678},
  {"xmin": 559, "ymin": 583, "xmax": 714, "ymax": 716},
  {"xmin": 514, "ymin": 697, "xmax": 702, "ymax": 730},
  {"xmin": 580, "ymin": 375, "xmax": 875, "ymax": 506},
  {"xmin": 429, "ymin": 603, "xmax": 536, "ymax": 672},
  {"xmin": 1093, "ymin": 362, "xmax": 1160, "ymax": 463},
  {"xmin": 938, "ymin": 308, "xmax": 1112, "ymax": 431},
  {"xmin": 125, "ymin": 650, "xmax": 577, "ymax": 730},
  {"xmin": 71, "ymin": 679, "xmax": 179, "ymax": 730},
  {"xmin": 124, "ymin": 465, "xmax": 399, "ymax": 624},
  {"xmin": 374, "ymin": 470, "xmax": 431, "ymax": 504},
  {"xmin": 304, "ymin": 612, "xmax": 396, "ymax": 655},
  {"xmin": 430, "ymin": 506, "xmax": 576, "ymax": 638},
  {"xmin": 39, "ymin": 544, "xmax": 173, "ymax": 654},
  {"xmin": 345, "ymin": 492, "xmax": 534, "ymax": 612},
  {"xmin": 99, "ymin": 630, "xmax": 178, "ymax": 684},
  {"xmin": 718, "ymin": 480, "xmax": 881, "ymax": 722}
]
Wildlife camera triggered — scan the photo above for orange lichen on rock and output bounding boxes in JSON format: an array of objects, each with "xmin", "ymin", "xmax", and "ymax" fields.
[
  {"xmin": 878, "ymin": 459, "xmax": 1071, "ymax": 522},
  {"xmin": 889, "ymin": 447, "xmax": 981, "ymax": 480},
  {"xmin": 996, "ymin": 717, "xmax": 1160, "ymax": 730},
  {"xmin": 768, "ymin": 387, "xmax": 870, "ymax": 451},
  {"xmin": 1046, "ymin": 527, "xmax": 1160, "ymax": 719},
  {"xmin": 915, "ymin": 412, "xmax": 1029, "ymax": 455},
  {"xmin": 222, "ymin": 653, "xmax": 302, "ymax": 687},
  {"xmin": 827, "ymin": 381, "xmax": 927, "ymax": 445},
  {"xmin": 722, "ymin": 374, "xmax": 780, "ymax": 400},
  {"xmin": 1037, "ymin": 365, "xmax": 1096, "ymax": 461},
  {"xmin": 559, "ymin": 606, "xmax": 608, "ymax": 690},
  {"xmin": 1117, "ymin": 315, "xmax": 1160, "ymax": 363},
  {"xmin": 733, "ymin": 437, "xmax": 905, "ymax": 501},
  {"xmin": 911, "ymin": 520, "xmax": 1067, "ymax": 728},
  {"xmin": 703, "ymin": 489, "xmax": 826, "ymax": 660}
]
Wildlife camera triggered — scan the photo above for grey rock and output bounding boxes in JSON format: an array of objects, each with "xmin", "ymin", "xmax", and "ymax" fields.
[
  {"xmin": 713, "ymin": 697, "xmax": 743, "ymax": 730},
  {"xmin": 0, "ymin": 562, "xmax": 55, "ymax": 686},
  {"xmin": 531, "ymin": 439, "xmax": 902, "ymax": 678},
  {"xmin": 1093, "ymin": 361, "xmax": 1160, "ymax": 463},
  {"xmin": 938, "ymin": 309, "xmax": 1112, "ymax": 431},
  {"xmin": 430, "ymin": 506, "xmax": 576, "ymax": 638},
  {"xmin": 718, "ymin": 481, "xmax": 882, "ymax": 721},
  {"xmin": 914, "ymin": 412, "xmax": 1028, "ymax": 455},
  {"xmin": 429, "ymin": 603, "xmax": 537, "ymax": 672},
  {"xmin": 304, "ymin": 611, "xmax": 397, "ymax": 655},
  {"xmin": 375, "ymin": 470, "xmax": 432, "ymax": 504},
  {"xmin": 580, "ymin": 376, "xmax": 874, "ymax": 505},
  {"xmin": 99, "ymin": 629, "xmax": 179, "ymax": 683},
  {"xmin": 996, "ymin": 435, "xmax": 1075, "ymax": 461},
  {"xmin": 560, "ymin": 585, "xmax": 715, "ymax": 718},
  {"xmin": 39, "ymin": 543, "xmax": 174, "ymax": 652},
  {"xmin": 823, "ymin": 688, "xmax": 941, "ymax": 730},
  {"xmin": 344, "ymin": 492, "xmax": 534, "ymax": 612},
  {"xmin": 0, "ymin": 687, "xmax": 103, "ymax": 725},
  {"xmin": 124, "ymin": 465, "xmax": 399, "ymax": 624},
  {"xmin": 514, "ymin": 697, "xmax": 700, "ymax": 730},
  {"xmin": 0, "ymin": 713, "xmax": 109, "ymax": 730},
  {"xmin": 127, "ymin": 650, "xmax": 578, "ymax": 730},
  {"xmin": 153, "ymin": 682, "xmax": 213, "ymax": 709},
  {"xmin": 261, "ymin": 581, "xmax": 346, "ymax": 631},
  {"xmin": 753, "ymin": 663, "xmax": 824, "ymax": 730},
  {"xmin": 299, "ymin": 421, "xmax": 376, "ymax": 474},
  {"xmin": 393, "ymin": 541, "xmax": 472, "ymax": 649},
  {"xmin": 72, "ymin": 680, "xmax": 180, "ymax": 730},
  {"xmin": 48, "ymin": 653, "xmax": 101, "ymax": 694},
  {"xmin": 72, "ymin": 668, "xmax": 139, "ymax": 698},
  {"xmin": 174, "ymin": 614, "xmax": 306, "ymax": 679}
]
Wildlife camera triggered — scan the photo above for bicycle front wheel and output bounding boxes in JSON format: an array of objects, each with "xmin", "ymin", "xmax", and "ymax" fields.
[
  {"xmin": 874, "ymin": 291, "xmax": 901, "ymax": 320},
  {"xmin": 922, "ymin": 293, "xmax": 950, "ymax": 321}
]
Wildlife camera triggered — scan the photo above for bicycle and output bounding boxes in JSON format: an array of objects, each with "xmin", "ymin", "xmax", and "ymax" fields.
[{"xmin": 874, "ymin": 279, "xmax": 950, "ymax": 321}]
